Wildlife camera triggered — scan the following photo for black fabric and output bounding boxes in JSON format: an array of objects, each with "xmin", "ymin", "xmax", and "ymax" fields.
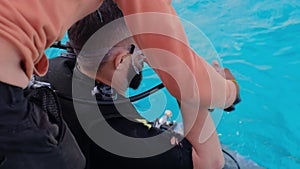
[
  {"xmin": 0, "ymin": 81, "xmax": 28, "ymax": 125},
  {"xmin": 37, "ymin": 55, "xmax": 193, "ymax": 169},
  {"xmin": 0, "ymin": 81, "xmax": 85, "ymax": 169}
]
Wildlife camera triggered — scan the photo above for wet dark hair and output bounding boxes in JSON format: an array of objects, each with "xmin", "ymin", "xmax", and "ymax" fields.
[{"xmin": 68, "ymin": 0, "xmax": 124, "ymax": 53}]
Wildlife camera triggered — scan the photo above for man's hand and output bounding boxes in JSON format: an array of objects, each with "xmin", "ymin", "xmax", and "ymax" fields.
[
  {"xmin": 212, "ymin": 60, "xmax": 235, "ymax": 81},
  {"xmin": 212, "ymin": 60, "xmax": 241, "ymax": 112}
]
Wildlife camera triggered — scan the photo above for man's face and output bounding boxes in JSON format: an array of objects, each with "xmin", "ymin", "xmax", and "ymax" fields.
[
  {"xmin": 107, "ymin": 40, "xmax": 145, "ymax": 94},
  {"xmin": 127, "ymin": 44, "xmax": 144, "ymax": 90}
]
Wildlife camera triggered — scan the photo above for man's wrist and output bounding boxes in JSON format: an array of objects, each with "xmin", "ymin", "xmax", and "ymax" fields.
[{"xmin": 224, "ymin": 79, "xmax": 241, "ymax": 112}]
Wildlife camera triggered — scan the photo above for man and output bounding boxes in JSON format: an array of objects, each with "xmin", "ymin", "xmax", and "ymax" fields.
[
  {"xmin": 0, "ymin": 0, "xmax": 240, "ymax": 168},
  {"xmin": 38, "ymin": 1, "xmax": 240, "ymax": 168},
  {"xmin": 39, "ymin": 12, "xmax": 194, "ymax": 169},
  {"xmin": 39, "ymin": 40, "xmax": 195, "ymax": 169},
  {"xmin": 0, "ymin": 1, "xmax": 88, "ymax": 169},
  {"xmin": 0, "ymin": 0, "xmax": 103, "ymax": 168},
  {"xmin": 38, "ymin": 2, "xmax": 193, "ymax": 168}
]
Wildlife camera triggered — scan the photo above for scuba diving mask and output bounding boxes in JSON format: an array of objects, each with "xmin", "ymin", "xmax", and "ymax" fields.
[{"xmin": 129, "ymin": 44, "xmax": 146, "ymax": 75}]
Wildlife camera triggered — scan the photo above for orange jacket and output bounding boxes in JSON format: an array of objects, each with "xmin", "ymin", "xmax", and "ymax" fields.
[{"xmin": 0, "ymin": 0, "xmax": 236, "ymax": 109}]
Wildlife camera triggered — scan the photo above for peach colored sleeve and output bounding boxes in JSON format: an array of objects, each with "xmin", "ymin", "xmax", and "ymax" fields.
[
  {"xmin": 0, "ymin": 0, "xmax": 103, "ymax": 88},
  {"xmin": 115, "ymin": 0, "xmax": 237, "ymax": 109}
]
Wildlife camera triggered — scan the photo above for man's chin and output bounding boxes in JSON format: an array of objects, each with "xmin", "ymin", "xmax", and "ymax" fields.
[{"xmin": 129, "ymin": 72, "xmax": 142, "ymax": 90}]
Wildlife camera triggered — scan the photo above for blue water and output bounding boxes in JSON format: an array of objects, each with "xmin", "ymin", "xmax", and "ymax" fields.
[
  {"xmin": 171, "ymin": 1, "xmax": 300, "ymax": 169},
  {"xmin": 46, "ymin": 1, "xmax": 300, "ymax": 168}
]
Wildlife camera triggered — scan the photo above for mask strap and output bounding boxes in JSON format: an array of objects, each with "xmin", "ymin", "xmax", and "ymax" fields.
[{"xmin": 130, "ymin": 44, "xmax": 145, "ymax": 75}]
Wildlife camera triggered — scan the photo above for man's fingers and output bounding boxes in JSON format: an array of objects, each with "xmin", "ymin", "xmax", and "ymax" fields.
[
  {"xmin": 212, "ymin": 60, "xmax": 226, "ymax": 78},
  {"xmin": 224, "ymin": 68, "xmax": 235, "ymax": 80},
  {"xmin": 211, "ymin": 61, "xmax": 236, "ymax": 81},
  {"xmin": 212, "ymin": 60, "xmax": 220, "ymax": 69}
]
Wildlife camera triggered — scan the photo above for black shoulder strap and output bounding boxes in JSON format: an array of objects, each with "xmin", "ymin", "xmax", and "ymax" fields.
[{"xmin": 36, "ymin": 53, "xmax": 76, "ymax": 96}]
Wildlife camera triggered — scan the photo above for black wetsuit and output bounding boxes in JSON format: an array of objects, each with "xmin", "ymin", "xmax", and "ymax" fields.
[
  {"xmin": 0, "ymin": 73, "xmax": 85, "ymax": 168},
  {"xmin": 37, "ymin": 54, "xmax": 193, "ymax": 169}
]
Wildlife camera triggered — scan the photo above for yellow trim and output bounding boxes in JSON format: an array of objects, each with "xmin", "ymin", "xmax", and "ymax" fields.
[{"xmin": 135, "ymin": 119, "xmax": 152, "ymax": 129}]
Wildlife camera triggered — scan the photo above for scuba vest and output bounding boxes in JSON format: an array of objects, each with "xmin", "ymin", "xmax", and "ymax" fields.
[{"xmin": 36, "ymin": 52, "xmax": 145, "ymax": 130}]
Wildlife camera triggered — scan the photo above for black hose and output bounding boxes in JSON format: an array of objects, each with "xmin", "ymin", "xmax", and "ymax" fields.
[
  {"xmin": 56, "ymin": 83, "xmax": 165, "ymax": 105},
  {"xmin": 50, "ymin": 41, "xmax": 71, "ymax": 50},
  {"xmin": 222, "ymin": 149, "xmax": 240, "ymax": 169},
  {"xmin": 50, "ymin": 41, "xmax": 166, "ymax": 104}
]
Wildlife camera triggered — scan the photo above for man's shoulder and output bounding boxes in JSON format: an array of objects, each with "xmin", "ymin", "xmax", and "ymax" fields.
[
  {"xmin": 51, "ymin": 55, "xmax": 76, "ymax": 72},
  {"xmin": 36, "ymin": 54, "xmax": 76, "ymax": 93}
]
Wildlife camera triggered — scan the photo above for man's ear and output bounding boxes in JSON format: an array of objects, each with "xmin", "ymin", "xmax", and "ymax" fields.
[{"xmin": 114, "ymin": 53, "xmax": 125, "ymax": 69}]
